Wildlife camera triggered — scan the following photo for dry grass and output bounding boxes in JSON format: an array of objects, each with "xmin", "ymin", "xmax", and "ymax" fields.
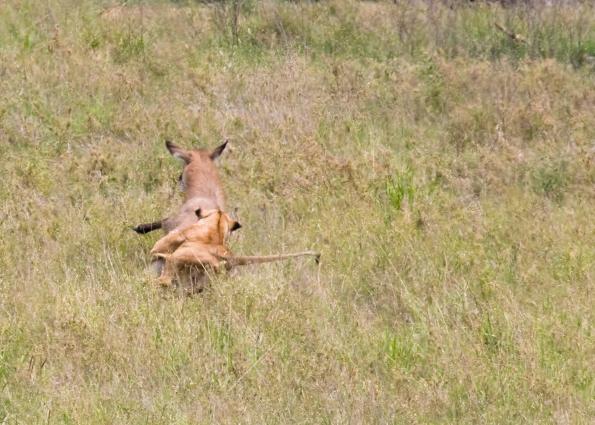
[{"xmin": 0, "ymin": 0, "xmax": 594, "ymax": 423}]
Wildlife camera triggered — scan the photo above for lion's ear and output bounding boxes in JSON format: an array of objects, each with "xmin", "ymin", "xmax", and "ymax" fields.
[{"xmin": 230, "ymin": 221, "xmax": 242, "ymax": 232}]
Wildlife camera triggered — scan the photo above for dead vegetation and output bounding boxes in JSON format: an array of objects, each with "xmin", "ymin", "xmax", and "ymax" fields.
[{"xmin": 0, "ymin": 0, "xmax": 593, "ymax": 423}]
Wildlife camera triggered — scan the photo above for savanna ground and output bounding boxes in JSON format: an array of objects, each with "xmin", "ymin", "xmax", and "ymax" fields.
[{"xmin": 1, "ymin": 0, "xmax": 594, "ymax": 423}]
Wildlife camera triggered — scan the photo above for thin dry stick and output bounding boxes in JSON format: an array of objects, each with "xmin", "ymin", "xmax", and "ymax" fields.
[{"xmin": 228, "ymin": 342, "xmax": 277, "ymax": 392}]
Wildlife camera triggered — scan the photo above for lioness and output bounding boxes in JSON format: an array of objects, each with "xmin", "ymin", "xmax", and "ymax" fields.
[
  {"xmin": 150, "ymin": 208, "xmax": 240, "ymax": 286},
  {"xmin": 150, "ymin": 208, "xmax": 319, "ymax": 287}
]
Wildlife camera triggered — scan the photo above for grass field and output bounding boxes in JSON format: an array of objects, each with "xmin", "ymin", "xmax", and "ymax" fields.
[{"xmin": 0, "ymin": 0, "xmax": 594, "ymax": 423}]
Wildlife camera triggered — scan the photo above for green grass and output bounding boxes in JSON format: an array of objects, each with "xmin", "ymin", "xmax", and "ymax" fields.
[{"xmin": 0, "ymin": 0, "xmax": 594, "ymax": 423}]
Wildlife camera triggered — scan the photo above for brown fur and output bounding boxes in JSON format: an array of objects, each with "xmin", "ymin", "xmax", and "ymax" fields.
[
  {"xmin": 150, "ymin": 208, "xmax": 319, "ymax": 287},
  {"xmin": 133, "ymin": 140, "xmax": 228, "ymax": 235},
  {"xmin": 137, "ymin": 140, "xmax": 319, "ymax": 288},
  {"xmin": 150, "ymin": 209, "xmax": 239, "ymax": 286}
]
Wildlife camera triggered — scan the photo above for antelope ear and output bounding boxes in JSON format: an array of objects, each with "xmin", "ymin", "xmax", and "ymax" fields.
[
  {"xmin": 165, "ymin": 140, "xmax": 191, "ymax": 164},
  {"xmin": 210, "ymin": 140, "xmax": 228, "ymax": 160},
  {"xmin": 230, "ymin": 221, "xmax": 242, "ymax": 232}
]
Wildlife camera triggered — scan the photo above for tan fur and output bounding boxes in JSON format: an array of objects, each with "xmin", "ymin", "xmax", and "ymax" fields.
[
  {"xmin": 216, "ymin": 251, "xmax": 320, "ymax": 267},
  {"xmin": 139, "ymin": 140, "xmax": 319, "ymax": 288},
  {"xmin": 133, "ymin": 140, "xmax": 229, "ymax": 235},
  {"xmin": 150, "ymin": 209, "xmax": 319, "ymax": 287},
  {"xmin": 150, "ymin": 209, "xmax": 237, "ymax": 286},
  {"xmin": 161, "ymin": 140, "xmax": 227, "ymax": 233}
]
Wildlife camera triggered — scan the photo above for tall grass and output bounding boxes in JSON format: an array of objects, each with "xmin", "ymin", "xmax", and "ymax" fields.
[{"xmin": 0, "ymin": 0, "xmax": 593, "ymax": 423}]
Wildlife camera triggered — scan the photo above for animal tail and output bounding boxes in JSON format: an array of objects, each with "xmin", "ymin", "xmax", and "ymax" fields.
[
  {"xmin": 219, "ymin": 251, "xmax": 320, "ymax": 267},
  {"xmin": 132, "ymin": 221, "xmax": 162, "ymax": 234}
]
